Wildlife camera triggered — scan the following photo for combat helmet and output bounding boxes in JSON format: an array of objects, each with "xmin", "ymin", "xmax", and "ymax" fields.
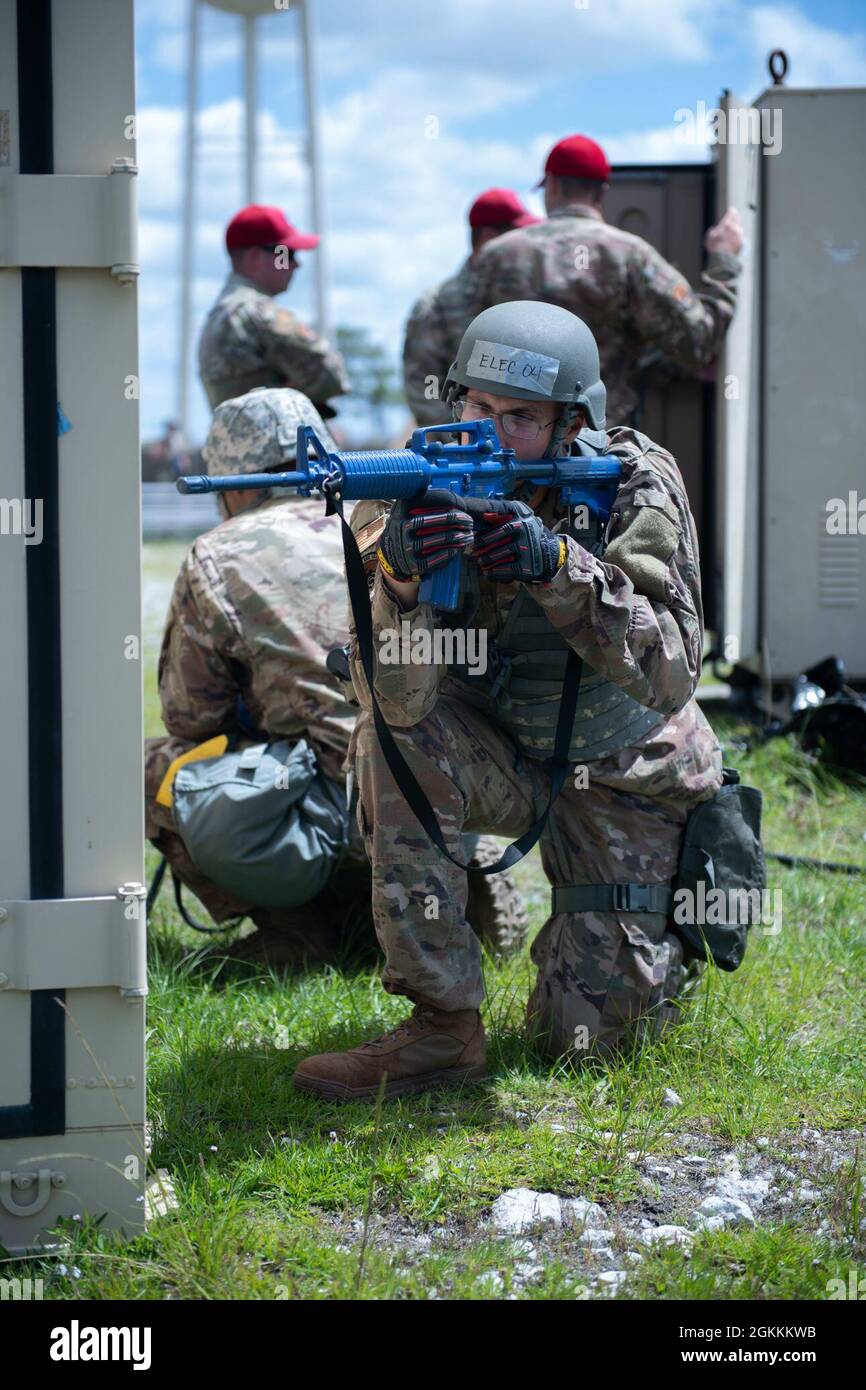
[
  {"xmin": 203, "ymin": 386, "xmax": 335, "ymax": 480},
  {"xmin": 443, "ymin": 300, "xmax": 607, "ymax": 450}
]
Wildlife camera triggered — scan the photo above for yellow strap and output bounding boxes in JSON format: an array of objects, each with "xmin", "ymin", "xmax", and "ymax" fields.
[
  {"xmin": 376, "ymin": 546, "xmax": 419, "ymax": 583},
  {"xmin": 155, "ymin": 734, "xmax": 229, "ymax": 809}
]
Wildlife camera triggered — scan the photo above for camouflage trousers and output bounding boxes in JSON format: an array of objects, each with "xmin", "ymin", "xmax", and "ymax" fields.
[
  {"xmin": 145, "ymin": 735, "xmax": 370, "ymax": 957},
  {"xmin": 354, "ymin": 695, "xmax": 721, "ymax": 1061}
]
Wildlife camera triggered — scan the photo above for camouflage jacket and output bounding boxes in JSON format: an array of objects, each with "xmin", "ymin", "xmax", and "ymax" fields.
[
  {"xmin": 345, "ymin": 427, "xmax": 721, "ymax": 798},
  {"xmin": 198, "ymin": 272, "xmax": 350, "ymax": 412},
  {"xmin": 402, "ymin": 257, "xmax": 477, "ymax": 426},
  {"xmin": 157, "ymin": 494, "xmax": 354, "ymax": 783},
  {"xmin": 472, "ymin": 202, "xmax": 739, "ymax": 427}
]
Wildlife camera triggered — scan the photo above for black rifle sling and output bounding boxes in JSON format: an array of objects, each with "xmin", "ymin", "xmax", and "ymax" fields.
[{"xmin": 330, "ymin": 494, "xmax": 582, "ymax": 876}]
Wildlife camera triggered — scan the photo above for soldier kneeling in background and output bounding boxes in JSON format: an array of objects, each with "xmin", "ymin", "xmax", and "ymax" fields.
[{"xmin": 145, "ymin": 387, "xmax": 526, "ymax": 968}]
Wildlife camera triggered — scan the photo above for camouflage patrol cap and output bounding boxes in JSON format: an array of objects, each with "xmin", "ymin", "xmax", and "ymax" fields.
[
  {"xmin": 443, "ymin": 300, "xmax": 607, "ymax": 433},
  {"xmin": 202, "ymin": 387, "xmax": 336, "ymax": 478}
]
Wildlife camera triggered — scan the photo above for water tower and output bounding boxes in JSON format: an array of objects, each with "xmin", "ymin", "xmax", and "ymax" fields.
[{"xmin": 178, "ymin": 0, "xmax": 327, "ymax": 440}]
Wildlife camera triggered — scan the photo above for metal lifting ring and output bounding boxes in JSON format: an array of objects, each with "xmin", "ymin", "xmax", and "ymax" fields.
[{"xmin": 768, "ymin": 49, "xmax": 789, "ymax": 85}]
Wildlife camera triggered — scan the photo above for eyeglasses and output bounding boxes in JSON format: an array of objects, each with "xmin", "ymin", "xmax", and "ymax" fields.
[{"xmin": 453, "ymin": 396, "xmax": 555, "ymax": 442}]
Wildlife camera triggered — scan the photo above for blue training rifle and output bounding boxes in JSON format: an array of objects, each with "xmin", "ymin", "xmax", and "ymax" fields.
[{"xmin": 177, "ymin": 418, "xmax": 622, "ymax": 611}]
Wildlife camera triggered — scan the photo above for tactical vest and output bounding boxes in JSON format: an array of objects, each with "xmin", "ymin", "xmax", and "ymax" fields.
[{"xmin": 450, "ymin": 447, "xmax": 665, "ymax": 763}]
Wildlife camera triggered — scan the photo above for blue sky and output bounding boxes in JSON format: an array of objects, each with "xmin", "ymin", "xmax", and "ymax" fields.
[{"xmin": 133, "ymin": 0, "xmax": 866, "ymax": 443}]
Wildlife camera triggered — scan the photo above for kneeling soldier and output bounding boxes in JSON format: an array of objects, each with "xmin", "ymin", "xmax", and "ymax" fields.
[
  {"xmin": 146, "ymin": 387, "xmax": 526, "ymax": 967},
  {"xmin": 293, "ymin": 301, "xmax": 721, "ymax": 1098}
]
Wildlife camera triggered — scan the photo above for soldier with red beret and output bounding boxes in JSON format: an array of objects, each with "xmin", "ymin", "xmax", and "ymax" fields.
[
  {"xmin": 402, "ymin": 188, "xmax": 540, "ymax": 427},
  {"xmin": 472, "ymin": 135, "xmax": 744, "ymax": 427},
  {"xmin": 198, "ymin": 204, "xmax": 349, "ymax": 419}
]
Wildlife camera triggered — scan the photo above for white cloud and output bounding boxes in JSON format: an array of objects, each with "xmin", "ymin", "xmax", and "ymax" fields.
[
  {"xmin": 134, "ymin": 0, "xmax": 862, "ymax": 441},
  {"xmin": 135, "ymin": 65, "xmax": 718, "ymax": 441},
  {"xmin": 317, "ymin": 0, "xmax": 718, "ymax": 75},
  {"xmin": 153, "ymin": 28, "xmax": 298, "ymax": 74},
  {"xmin": 601, "ymin": 123, "xmax": 712, "ymax": 163},
  {"xmin": 745, "ymin": 5, "xmax": 866, "ymax": 90}
]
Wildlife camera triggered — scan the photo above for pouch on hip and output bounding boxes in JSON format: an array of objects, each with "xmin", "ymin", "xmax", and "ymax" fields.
[{"xmin": 671, "ymin": 767, "xmax": 766, "ymax": 972}]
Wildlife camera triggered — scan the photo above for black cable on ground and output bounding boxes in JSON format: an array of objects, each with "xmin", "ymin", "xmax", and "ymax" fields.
[{"xmin": 767, "ymin": 852, "xmax": 866, "ymax": 878}]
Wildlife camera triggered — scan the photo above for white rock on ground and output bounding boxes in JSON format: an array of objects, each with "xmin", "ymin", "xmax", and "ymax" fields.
[
  {"xmin": 707, "ymin": 1158, "xmax": 772, "ymax": 1210},
  {"xmin": 663, "ymin": 1089, "xmax": 683, "ymax": 1108},
  {"xmin": 639, "ymin": 1225, "xmax": 695, "ymax": 1249},
  {"xmin": 563, "ymin": 1196, "xmax": 607, "ymax": 1228},
  {"xmin": 491, "ymin": 1188, "xmax": 562, "ymax": 1233},
  {"xmin": 689, "ymin": 1194, "xmax": 756, "ymax": 1230},
  {"xmin": 510, "ymin": 1239, "xmax": 543, "ymax": 1284},
  {"xmin": 638, "ymin": 1174, "xmax": 663, "ymax": 1195},
  {"xmin": 144, "ymin": 1169, "xmax": 178, "ymax": 1220},
  {"xmin": 579, "ymin": 1228, "xmax": 616, "ymax": 1249},
  {"xmin": 596, "ymin": 1270, "xmax": 628, "ymax": 1291}
]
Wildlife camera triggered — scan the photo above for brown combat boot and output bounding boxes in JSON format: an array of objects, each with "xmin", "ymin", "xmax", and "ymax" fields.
[{"xmin": 292, "ymin": 1003, "xmax": 487, "ymax": 1102}]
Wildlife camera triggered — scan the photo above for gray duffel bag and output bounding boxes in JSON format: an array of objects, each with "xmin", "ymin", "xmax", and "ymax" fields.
[{"xmin": 172, "ymin": 738, "xmax": 349, "ymax": 909}]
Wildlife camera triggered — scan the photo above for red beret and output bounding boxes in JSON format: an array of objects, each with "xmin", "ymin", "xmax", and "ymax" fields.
[
  {"xmin": 536, "ymin": 135, "xmax": 611, "ymax": 187},
  {"xmin": 468, "ymin": 187, "xmax": 540, "ymax": 230},
  {"xmin": 225, "ymin": 204, "xmax": 320, "ymax": 252}
]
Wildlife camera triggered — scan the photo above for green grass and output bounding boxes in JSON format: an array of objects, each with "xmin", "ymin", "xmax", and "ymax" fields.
[{"xmin": 4, "ymin": 542, "xmax": 863, "ymax": 1301}]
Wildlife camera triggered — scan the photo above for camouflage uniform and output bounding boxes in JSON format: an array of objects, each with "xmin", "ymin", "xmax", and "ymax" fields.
[
  {"xmin": 472, "ymin": 202, "xmax": 739, "ymax": 426},
  {"xmin": 146, "ymin": 389, "xmax": 358, "ymax": 932},
  {"xmin": 402, "ymin": 258, "xmax": 478, "ymax": 426},
  {"xmin": 347, "ymin": 426, "xmax": 723, "ymax": 1059},
  {"xmin": 198, "ymin": 272, "xmax": 350, "ymax": 413}
]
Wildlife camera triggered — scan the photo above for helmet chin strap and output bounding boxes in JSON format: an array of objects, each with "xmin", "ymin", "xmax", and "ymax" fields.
[{"xmin": 551, "ymin": 403, "xmax": 582, "ymax": 455}]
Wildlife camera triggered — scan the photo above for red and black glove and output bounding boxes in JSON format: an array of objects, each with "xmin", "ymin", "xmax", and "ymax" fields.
[
  {"xmin": 466, "ymin": 496, "xmax": 566, "ymax": 583},
  {"xmin": 377, "ymin": 489, "xmax": 475, "ymax": 582}
]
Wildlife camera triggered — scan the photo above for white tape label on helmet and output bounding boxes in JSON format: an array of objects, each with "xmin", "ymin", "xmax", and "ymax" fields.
[{"xmin": 466, "ymin": 339, "xmax": 560, "ymax": 396}]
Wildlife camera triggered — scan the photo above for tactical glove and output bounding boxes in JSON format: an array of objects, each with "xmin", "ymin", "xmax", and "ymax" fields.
[
  {"xmin": 468, "ymin": 496, "xmax": 566, "ymax": 583},
  {"xmin": 378, "ymin": 488, "xmax": 475, "ymax": 582}
]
